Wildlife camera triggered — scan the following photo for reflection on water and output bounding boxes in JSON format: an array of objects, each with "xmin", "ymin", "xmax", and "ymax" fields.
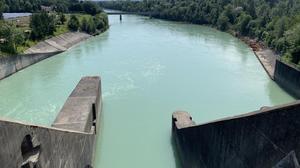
[{"xmin": 0, "ymin": 15, "xmax": 295, "ymax": 168}]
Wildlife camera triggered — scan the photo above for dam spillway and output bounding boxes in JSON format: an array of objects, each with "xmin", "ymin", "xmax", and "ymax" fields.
[{"xmin": 0, "ymin": 15, "xmax": 296, "ymax": 167}]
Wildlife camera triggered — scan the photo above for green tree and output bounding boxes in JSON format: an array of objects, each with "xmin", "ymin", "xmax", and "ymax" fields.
[
  {"xmin": 274, "ymin": 17, "xmax": 288, "ymax": 38},
  {"xmin": 94, "ymin": 13, "xmax": 109, "ymax": 31},
  {"xmin": 82, "ymin": 1, "xmax": 101, "ymax": 16},
  {"xmin": 81, "ymin": 17, "xmax": 88, "ymax": 32},
  {"xmin": 24, "ymin": 1, "xmax": 33, "ymax": 12},
  {"xmin": 223, "ymin": 4, "xmax": 236, "ymax": 24},
  {"xmin": 217, "ymin": 14, "xmax": 230, "ymax": 31},
  {"xmin": 0, "ymin": 22, "xmax": 25, "ymax": 54},
  {"xmin": 59, "ymin": 13, "xmax": 67, "ymax": 25},
  {"xmin": 247, "ymin": 0, "xmax": 256, "ymax": 18},
  {"xmin": 0, "ymin": 0, "xmax": 4, "ymax": 19},
  {"xmin": 68, "ymin": 15, "xmax": 80, "ymax": 31},
  {"xmin": 30, "ymin": 12, "xmax": 56, "ymax": 40},
  {"xmin": 236, "ymin": 13, "xmax": 252, "ymax": 35},
  {"xmin": 87, "ymin": 17, "xmax": 96, "ymax": 34}
]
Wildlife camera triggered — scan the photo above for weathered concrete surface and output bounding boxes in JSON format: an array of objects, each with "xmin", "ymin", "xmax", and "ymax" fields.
[
  {"xmin": 273, "ymin": 151, "xmax": 300, "ymax": 168},
  {"xmin": 0, "ymin": 76, "xmax": 102, "ymax": 168},
  {"xmin": 0, "ymin": 32, "xmax": 92, "ymax": 81},
  {"xmin": 0, "ymin": 51, "xmax": 62, "ymax": 80},
  {"xmin": 52, "ymin": 76, "xmax": 101, "ymax": 133},
  {"xmin": 274, "ymin": 60, "xmax": 300, "ymax": 99},
  {"xmin": 25, "ymin": 32, "xmax": 91, "ymax": 54},
  {"xmin": 240, "ymin": 37, "xmax": 278, "ymax": 79},
  {"xmin": 0, "ymin": 120, "xmax": 95, "ymax": 168},
  {"xmin": 173, "ymin": 101, "xmax": 300, "ymax": 168},
  {"xmin": 254, "ymin": 49, "xmax": 279, "ymax": 79}
]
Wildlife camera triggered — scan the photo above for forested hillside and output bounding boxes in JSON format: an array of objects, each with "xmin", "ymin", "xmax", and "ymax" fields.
[
  {"xmin": 100, "ymin": 0, "xmax": 300, "ymax": 67},
  {"xmin": 1, "ymin": 0, "xmax": 102, "ymax": 14}
]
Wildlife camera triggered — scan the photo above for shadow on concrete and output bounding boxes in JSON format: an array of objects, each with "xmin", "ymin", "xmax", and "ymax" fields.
[{"xmin": 170, "ymin": 136, "xmax": 182, "ymax": 168}]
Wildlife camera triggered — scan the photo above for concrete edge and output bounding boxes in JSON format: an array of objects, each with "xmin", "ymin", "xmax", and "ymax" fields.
[
  {"xmin": 173, "ymin": 100, "xmax": 300, "ymax": 129},
  {"xmin": 0, "ymin": 116, "xmax": 93, "ymax": 135},
  {"xmin": 0, "ymin": 51, "xmax": 63, "ymax": 80}
]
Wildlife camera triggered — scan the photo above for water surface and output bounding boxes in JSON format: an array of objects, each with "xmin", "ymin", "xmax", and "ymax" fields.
[
  {"xmin": 0, "ymin": 15, "xmax": 295, "ymax": 167},
  {"xmin": 3, "ymin": 13, "xmax": 31, "ymax": 19}
]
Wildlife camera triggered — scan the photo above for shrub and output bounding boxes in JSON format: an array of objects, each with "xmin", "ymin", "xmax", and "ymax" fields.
[{"xmin": 68, "ymin": 15, "xmax": 80, "ymax": 31}]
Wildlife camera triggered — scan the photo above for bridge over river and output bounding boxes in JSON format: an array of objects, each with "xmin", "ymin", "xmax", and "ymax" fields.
[{"xmin": 106, "ymin": 11, "xmax": 154, "ymax": 20}]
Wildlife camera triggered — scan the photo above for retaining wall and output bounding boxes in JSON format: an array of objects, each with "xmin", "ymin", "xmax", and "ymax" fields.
[
  {"xmin": 0, "ymin": 32, "xmax": 92, "ymax": 81},
  {"xmin": 24, "ymin": 32, "xmax": 91, "ymax": 54},
  {"xmin": 274, "ymin": 60, "xmax": 300, "ymax": 99},
  {"xmin": 0, "ymin": 51, "xmax": 62, "ymax": 80},
  {"xmin": 172, "ymin": 101, "xmax": 300, "ymax": 168},
  {"xmin": 0, "ymin": 76, "xmax": 102, "ymax": 168}
]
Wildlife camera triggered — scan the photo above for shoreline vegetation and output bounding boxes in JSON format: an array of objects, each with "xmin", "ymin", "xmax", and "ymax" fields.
[
  {"xmin": 99, "ymin": 0, "xmax": 300, "ymax": 71},
  {"xmin": 0, "ymin": 0, "xmax": 109, "ymax": 56}
]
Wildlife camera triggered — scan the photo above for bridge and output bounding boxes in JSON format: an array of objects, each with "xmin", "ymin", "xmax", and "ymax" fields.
[{"xmin": 105, "ymin": 11, "xmax": 154, "ymax": 20}]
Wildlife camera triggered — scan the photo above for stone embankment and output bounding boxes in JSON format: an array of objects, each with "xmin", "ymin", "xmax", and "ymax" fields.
[
  {"xmin": 241, "ymin": 37, "xmax": 300, "ymax": 99},
  {"xmin": 172, "ymin": 100, "xmax": 300, "ymax": 168},
  {"xmin": 25, "ymin": 32, "xmax": 91, "ymax": 54},
  {"xmin": 0, "ymin": 76, "xmax": 101, "ymax": 168},
  {"xmin": 241, "ymin": 37, "xmax": 279, "ymax": 79},
  {"xmin": 0, "ymin": 32, "xmax": 91, "ymax": 80}
]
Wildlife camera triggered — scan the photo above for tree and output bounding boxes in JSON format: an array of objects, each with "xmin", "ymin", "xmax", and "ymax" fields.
[
  {"xmin": 223, "ymin": 4, "xmax": 236, "ymax": 24},
  {"xmin": 68, "ymin": 15, "xmax": 80, "ymax": 31},
  {"xmin": 236, "ymin": 13, "xmax": 252, "ymax": 35},
  {"xmin": 0, "ymin": 22, "xmax": 25, "ymax": 54},
  {"xmin": 247, "ymin": 0, "xmax": 256, "ymax": 18},
  {"xmin": 217, "ymin": 14, "xmax": 230, "ymax": 31},
  {"xmin": 81, "ymin": 17, "xmax": 88, "ymax": 32},
  {"xmin": 94, "ymin": 13, "xmax": 109, "ymax": 31},
  {"xmin": 59, "ymin": 13, "xmax": 67, "ymax": 25},
  {"xmin": 87, "ymin": 17, "xmax": 96, "ymax": 34},
  {"xmin": 30, "ymin": 12, "xmax": 56, "ymax": 40},
  {"xmin": 274, "ymin": 17, "xmax": 288, "ymax": 38},
  {"xmin": 69, "ymin": 3, "xmax": 83, "ymax": 12},
  {"xmin": 82, "ymin": 1, "xmax": 101, "ymax": 16},
  {"xmin": 24, "ymin": 1, "xmax": 33, "ymax": 12},
  {"xmin": 0, "ymin": 0, "xmax": 4, "ymax": 19}
]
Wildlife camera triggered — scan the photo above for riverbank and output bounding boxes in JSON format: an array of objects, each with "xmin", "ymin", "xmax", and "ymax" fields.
[
  {"xmin": 24, "ymin": 32, "xmax": 91, "ymax": 54},
  {"xmin": 0, "ymin": 31, "xmax": 92, "ymax": 80},
  {"xmin": 239, "ymin": 37, "xmax": 279, "ymax": 80}
]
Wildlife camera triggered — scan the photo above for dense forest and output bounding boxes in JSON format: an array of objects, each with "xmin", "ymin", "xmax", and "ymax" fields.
[
  {"xmin": 0, "ymin": 0, "xmax": 108, "ymax": 55},
  {"xmin": 0, "ymin": 0, "xmax": 102, "ymax": 14},
  {"xmin": 100, "ymin": 0, "xmax": 300, "ymax": 67}
]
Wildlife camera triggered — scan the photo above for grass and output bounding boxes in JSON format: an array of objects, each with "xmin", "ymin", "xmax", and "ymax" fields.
[
  {"xmin": 16, "ymin": 40, "xmax": 38, "ymax": 54},
  {"xmin": 54, "ymin": 24, "xmax": 69, "ymax": 36}
]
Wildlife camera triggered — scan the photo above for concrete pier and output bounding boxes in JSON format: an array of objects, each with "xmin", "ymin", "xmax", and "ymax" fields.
[
  {"xmin": 173, "ymin": 101, "xmax": 300, "ymax": 168},
  {"xmin": 0, "ymin": 76, "xmax": 101, "ymax": 168}
]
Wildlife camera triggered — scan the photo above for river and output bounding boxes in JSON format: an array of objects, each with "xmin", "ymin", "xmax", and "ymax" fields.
[{"xmin": 0, "ymin": 15, "xmax": 295, "ymax": 167}]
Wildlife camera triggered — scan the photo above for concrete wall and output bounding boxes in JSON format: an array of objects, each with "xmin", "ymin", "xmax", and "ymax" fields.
[
  {"xmin": 52, "ymin": 76, "xmax": 101, "ymax": 133},
  {"xmin": 25, "ymin": 32, "xmax": 91, "ymax": 54},
  {"xmin": 0, "ymin": 76, "xmax": 101, "ymax": 168},
  {"xmin": 0, "ymin": 52, "xmax": 62, "ymax": 80},
  {"xmin": 0, "ymin": 32, "xmax": 92, "ymax": 81},
  {"xmin": 274, "ymin": 60, "xmax": 300, "ymax": 99},
  {"xmin": 172, "ymin": 101, "xmax": 300, "ymax": 168}
]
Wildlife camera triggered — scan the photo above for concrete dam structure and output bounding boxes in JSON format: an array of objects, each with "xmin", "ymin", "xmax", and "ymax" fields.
[
  {"xmin": 274, "ymin": 60, "xmax": 300, "ymax": 99},
  {"xmin": 172, "ymin": 101, "xmax": 300, "ymax": 168},
  {"xmin": 0, "ymin": 76, "xmax": 101, "ymax": 168}
]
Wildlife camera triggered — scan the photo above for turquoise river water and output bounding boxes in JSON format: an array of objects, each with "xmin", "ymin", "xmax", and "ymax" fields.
[{"xmin": 0, "ymin": 15, "xmax": 295, "ymax": 167}]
